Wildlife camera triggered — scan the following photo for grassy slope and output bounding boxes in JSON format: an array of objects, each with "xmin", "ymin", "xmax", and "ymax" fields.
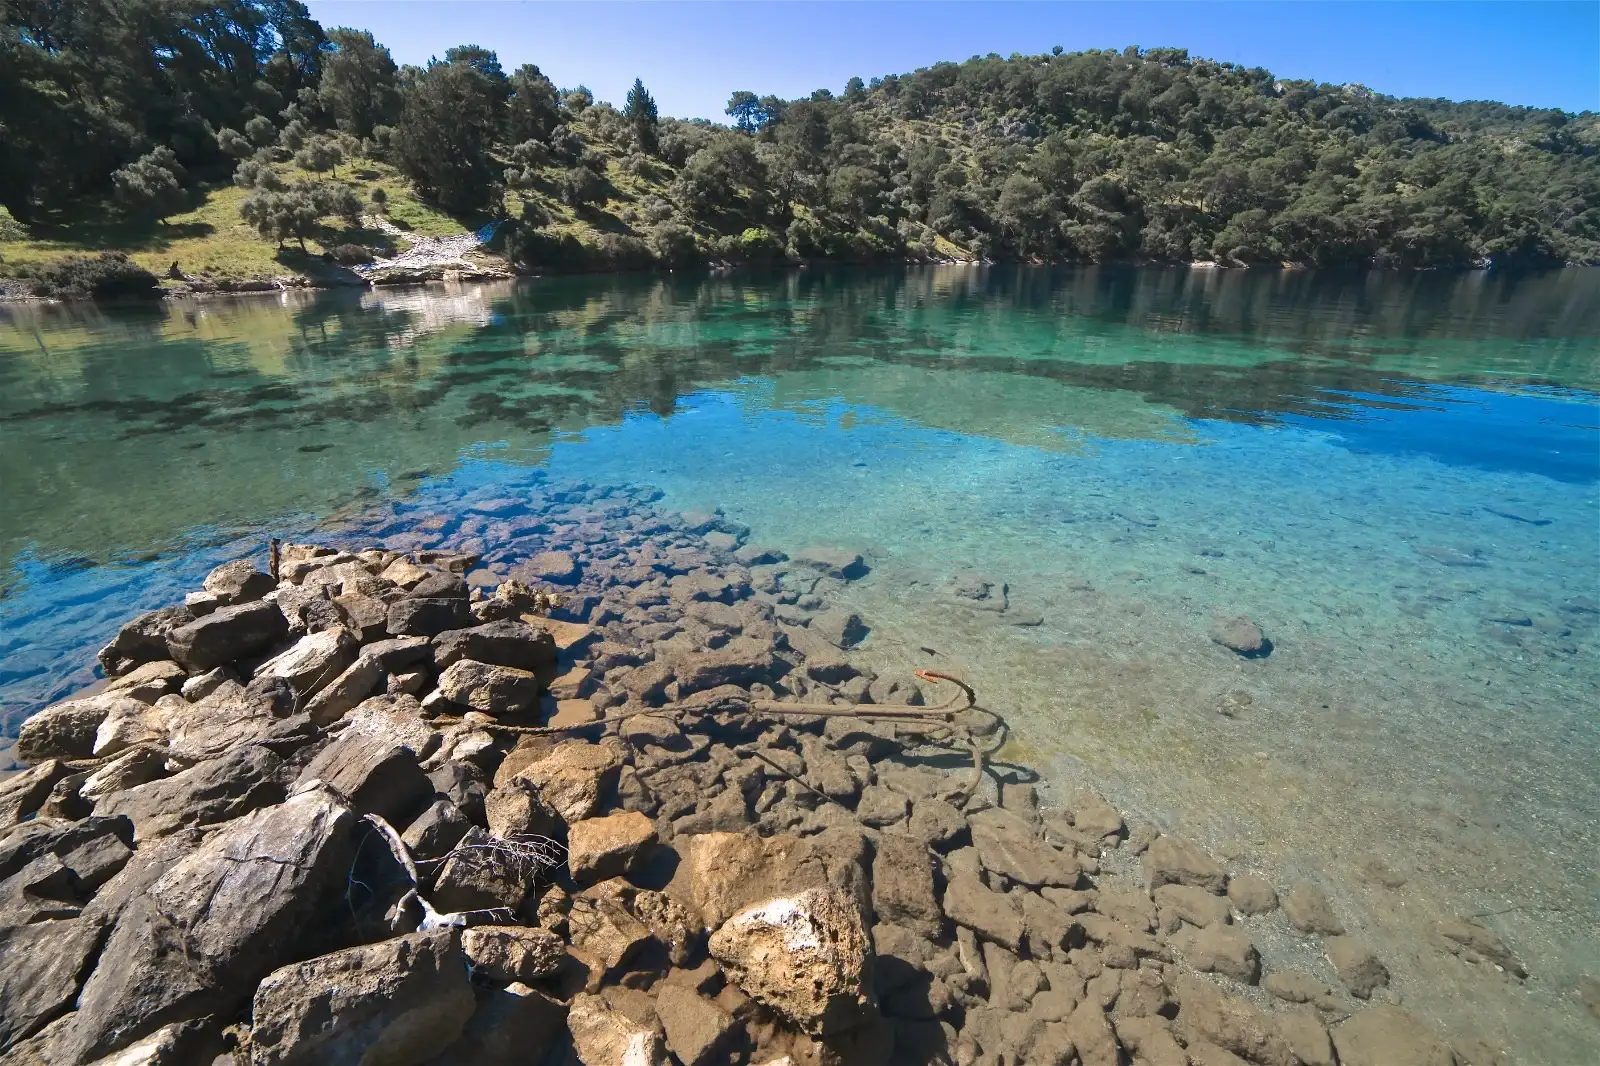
[{"xmin": 0, "ymin": 116, "xmax": 700, "ymax": 286}]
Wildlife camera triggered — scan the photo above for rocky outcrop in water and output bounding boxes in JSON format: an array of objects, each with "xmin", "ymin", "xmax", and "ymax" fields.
[{"xmin": 0, "ymin": 484, "xmax": 1488, "ymax": 1065}]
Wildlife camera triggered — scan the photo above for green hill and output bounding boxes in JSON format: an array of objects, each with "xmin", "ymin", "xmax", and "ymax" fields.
[{"xmin": 3, "ymin": 3, "xmax": 1596, "ymax": 296}]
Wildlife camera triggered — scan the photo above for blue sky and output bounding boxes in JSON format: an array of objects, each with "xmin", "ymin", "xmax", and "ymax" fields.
[{"xmin": 304, "ymin": 1, "xmax": 1600, "ymax": 119}]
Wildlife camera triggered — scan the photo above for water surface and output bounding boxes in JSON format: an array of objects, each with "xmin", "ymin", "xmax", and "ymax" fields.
[{"xmin": 3, "ymin": 266, "xmax": 1598, "ymax": 1061}]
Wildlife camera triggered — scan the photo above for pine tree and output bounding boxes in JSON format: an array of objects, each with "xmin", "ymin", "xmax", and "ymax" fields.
[{"xmin": 624, "ymin": 78, "xmax": 659, "ymax": 154}]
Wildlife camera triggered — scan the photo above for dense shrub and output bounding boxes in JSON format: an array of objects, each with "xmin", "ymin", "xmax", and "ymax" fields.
[
  {"xmin": 329, "ymin": 243, "xmax": 374, "ymax": 264},
  {"xmin": 27, "ymin": 253, "xmax": 162, "ymax": 301}
]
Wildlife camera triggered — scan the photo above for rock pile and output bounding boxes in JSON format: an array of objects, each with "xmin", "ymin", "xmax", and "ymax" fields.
[{"xmin": 0, "ymin": 486, "xmax": 1488, "ymax": 1065}]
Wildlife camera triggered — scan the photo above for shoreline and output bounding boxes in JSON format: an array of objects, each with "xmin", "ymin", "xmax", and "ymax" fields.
[
  {"xmin": 0, "ymin": 482, "xmax": 1537, "ymax": 1065},
  {"xmin": 7, "ymin": 256, "xmax": 1594, "ymax": 307}
]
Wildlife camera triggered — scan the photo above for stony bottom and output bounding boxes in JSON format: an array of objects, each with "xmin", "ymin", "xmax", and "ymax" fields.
[{"xmin": 0, "ymin": 480, "xmax": 1526, "ymax": 1066}]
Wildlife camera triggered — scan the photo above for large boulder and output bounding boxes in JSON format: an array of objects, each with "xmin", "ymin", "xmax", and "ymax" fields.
[
  {"xmin": 436, "ymin": 660, "xmax": 540, "ymax": 716},
  {"xmin": 254, "ymin": 628, "xmax": 358, "ymax": 703},
  {"xmin": 566, "ymin": 992, "xmax": 666, "ymax": 1066},
  {"xmin": 16, "ymin": 694, "xmax": 138, "ymax": 763},
  {"xmin": 459, "ymin": 926, "xmax": 566, "ymax": 983},
  {"xmin": 97, "ymin": 606, "xmax": 196, "ymax": 677},
  {"xmin": 432, "ymin": 621, "xmax": 557, "ymax": 673},
  {"xmin": 165, "ymin": 600, "xmax": 289, "ymax": 672},
  {"xmin": 708, "ymin": 886, "xmax": 875, "ymax": 1036},
  {"xmin": 1146, "ymin": 835, "xmax": 1227, "ymax": 894},
  {"xmin": 294, "ymin": 730, "xmax": 431, "ymax": 823},
  {"xmin": 249, "ymin": 930, "xmax": 475, "ymax": 1066},
  {"xmin": 202, "ymin": 559, "xmax": 275, "ymax": 605},
  {"xmin": 55, "ymin": 786, "xmax": 356, "ymax": 1064},
  {"xmin": 567, "ymin": 811, "xmax": 657, "ymax": 882},
  {"xmin": 512, "ymin": 743, "xmax": 621, "ymax": 822},
  {"xmin": 0, "ymin": 759, "xmax": 72, "ymax": 828},
  {"xmin": 99, "ymin": 742, "xmax": 292, "ymax": 840},
  {"xmin": 0, "ymin": 917, "xmax": 108, "ymax": 1054}
]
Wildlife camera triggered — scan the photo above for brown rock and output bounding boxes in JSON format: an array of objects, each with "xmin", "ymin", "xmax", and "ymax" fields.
[
  {"xmin": 436, "ymin": 659, "xmax": 541, "ymax": 716},
  {"xmin": 1227, "ymin": 873, "xmax": 1279, "ymax": 916},
  {"xmin": 1146, "ymin": 835, "xmax": 1227, "ymax": 894},
  {"xmin": 1331, "ymin": 1005, "xmax": 1459, "ymax": 1066},
  {"xmin": 1064, "ymin": 1000, "xmax": 1122, "ymax": 1066},
  {"xmin": 1173, "ymin": 924, "xmax": 1261, "ymax": 984},
  {"xmin": 1283, "ymin": 880, "xmax": 1345, "ymax": 936},
  {"xmin": 969, "ymin": 808, "xmax": 1081, "ymax": 888},
  {"xmin": 16, "ymin": 695, "xmax": 126, "ymax": 763},
  {"xmin": 568, "ymin": 883, "xmax": 653, "ymax": 971},
  {"xmin": 941, "ymin": 872, "xmax": 1024, "ymax": 953},
  {"xmin": 0, "ymin": 759, "xmax": 71, "ymax": 828},
  {"xmin": 568, "ymin": 811, "xmax": 657, "ymax": 882},
  {"xmin": 1326, "ymin": 937, "xmax": 1389, "ymax": 998},
  {"xmin": 512, "ymin": 742, "xmax": 622, "ymax": 822},
  {"xmin": 302, "ymin": 656, "xmax": 383, "ymax": 725},
  {"xmin": 166, "ymin": 599, "xmax": 289, "ymax": 671},
  {"xmin": 1209, "ymin": 615, "xmax": 1271, "ymax": 657},
  {"xmin": 708, "ymin": 886, "xmax": 874, "ymax": 1036},
  {"xmin": 856, "ymin": 785, "xmax": 909, "ymax": 828},
  {"xmin": 1276, "ymin": 1006, "xmax": 1335, "ymax": 1066},
  {"xmin": 295, "ymin": 729, "xmax": 430, "ymax": 822},
  {"xmin": 1173, "ymin": 974, "xmax": 1295, "ymax": 1066},
  {"xmin": 1428, "ymin": 917, "xmax": 1526, "ymax": 978},
  {"xmin": 203, "ymin": 558, "xmax": 275, "ymax": 604},
  {"xmin": 58, "ymin": 788, "xmax": 354, "ymax": 1064},
  {"xmin": 871, "ymin": 834, "xmax": 942, "ymax": 939},
  {"xmin": 460, "ymin": 925, "xmax": 566, "ymax": 982},
  {"xmin": 655, "ymin": 983, "xmax": 739, "ymax": 1066},
  {"xmin": 1156, "ymin": 882, "xmax": 1232, "ymax": 928},
  {"xmin": 566, "ymin": 992, "xmax": 666, "ymax": 1065},
  {"xmin": 518, "ymin": 551, "xmax": 580, "ymax": 584},
  {"xmin": 103, "ymin": 659, "xmax": 185, "ymax": 703},
  {"xmin": 433, "ymin": 620, "xmax": 557, "ymax": 673},
  {"xmin": 1068, "ymin": 790, "xmax": 1126, "ymax": 839},
  {"xmin": 906, "ymin": 798, "xmax": 967, "ymax": 851}
]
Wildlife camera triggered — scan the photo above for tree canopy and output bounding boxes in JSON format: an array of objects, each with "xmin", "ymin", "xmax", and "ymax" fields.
[{"xmin": 3, "ymin": 4, "xmax": 1594, "ymax": 269}]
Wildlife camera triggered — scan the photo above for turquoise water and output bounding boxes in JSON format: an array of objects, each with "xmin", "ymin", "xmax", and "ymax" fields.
[{"xmin": 2, "ymin": 267, "xmax": 1598, "ymax": 1059}]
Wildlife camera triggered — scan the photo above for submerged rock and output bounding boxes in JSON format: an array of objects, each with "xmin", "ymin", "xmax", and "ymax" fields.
[{"xmin": 1208, "ymin": 615, "xmax": 1272, "ymax": 658}]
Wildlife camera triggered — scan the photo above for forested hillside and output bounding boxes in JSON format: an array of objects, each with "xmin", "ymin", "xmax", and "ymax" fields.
[{"xmin": 3, "ymin": 0, "xmax": 1596, "ymax": 291}]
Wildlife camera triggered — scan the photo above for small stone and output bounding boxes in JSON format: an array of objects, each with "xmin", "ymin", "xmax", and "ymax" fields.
[
  {"xmin": 1209, "ymin": 615, "xmax": 1271, "ymax": 658},
  {"xmin": 567, "ymin": 811, "xmax": 657, "ymax": 882},
  {"xmin": 520, "ymin": 551, "xmax": 580, "ymax": 584},
  {"xmin": 1227, "ymin": 873, "xmax": 1279, "ymax": 915},
  {"xmin": 1326, "ymin": 937, "xmax": 1388, "ymax": 998},
  {"xmin": 461, "ymin": 925, "xmax": 567, "ymax": 982},
  {"xmin": 1283, "ymin": 880, "xmax": 1345, "ymax": 936}
]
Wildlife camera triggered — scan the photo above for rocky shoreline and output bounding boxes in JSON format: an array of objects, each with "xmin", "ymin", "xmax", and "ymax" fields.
[{"xmin": 0, "ymin": 482, "xmax": 1514, "ymax": 1065}]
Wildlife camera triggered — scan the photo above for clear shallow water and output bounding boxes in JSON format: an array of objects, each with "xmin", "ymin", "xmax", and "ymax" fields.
[{"xmin": 2, "ymin": 267, "xmax": 1598, "ymax": 1060}]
